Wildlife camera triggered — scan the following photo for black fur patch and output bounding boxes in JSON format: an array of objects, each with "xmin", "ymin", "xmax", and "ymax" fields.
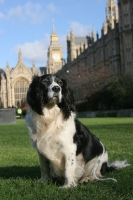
[
  {"xmin": 73, "ymin": 119, "xmax": 103, "ymax": 163},
  {"xmin": 100, "ymin": 162, "xmax": 116, "ymax": 175}
]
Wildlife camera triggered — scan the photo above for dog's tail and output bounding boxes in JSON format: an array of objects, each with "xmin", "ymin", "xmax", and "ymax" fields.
[
  {"xmin": 98, "ymin": 160, "xmax": 130, "ymax": 182},
  {"xmin": 107, "ymin": 160, "xmax": 130, "ymax": 172},
  {"xmin": 101, "ymin": 160, "xmax": 130, "ymax": 174}
]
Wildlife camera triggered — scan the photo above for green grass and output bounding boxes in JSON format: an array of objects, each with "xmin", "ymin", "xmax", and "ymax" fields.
[{"xmin": 0, "ymin": 118, "xmax": 133, "ymax": 200}]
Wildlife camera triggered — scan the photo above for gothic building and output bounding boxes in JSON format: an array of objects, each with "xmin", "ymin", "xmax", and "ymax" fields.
[
  {"xmin": 118, "ymin": 0, "xmax": 133, "ymax": 74},
  {"xmin": 0, "ymin": 49, "xmax": 45, "ymax": 108},
  {"xmin": 56, "ymin": 0, "xmax": 133, "ymax": 101}
]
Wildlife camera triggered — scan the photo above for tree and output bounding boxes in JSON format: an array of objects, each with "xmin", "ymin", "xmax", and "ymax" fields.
[{"xmin": 86, "ymin": 74, "xmax": 133, "ymax": 111}]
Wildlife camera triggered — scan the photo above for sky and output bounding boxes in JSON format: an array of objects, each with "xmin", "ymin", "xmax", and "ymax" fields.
[{"xmin": 0, "ymin": 0, "xmax": 117, "ymax": 69}]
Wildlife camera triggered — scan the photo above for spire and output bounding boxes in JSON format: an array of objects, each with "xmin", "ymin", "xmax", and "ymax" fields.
[
  {"xmin": 6, "ymin": 61, "xmax": 9, "ymax": 68},
  {"xmin": 52, "ymin": 18, "xmax": 56, "ymax": 35},
  {"xmin": 106, "ymin": 0, "xmax": 118, "ymax": 29},
  {"xmin": 91, "ymin": 28, "xmax": 96, "ymax": 42},
  {"xmin": 88, "ymin": 28, "xmax": 90, "ymax": 37},
  {"xmin": 96, "ymin": 31, "xmax": 99, "ymax": 40},
  {"xmin": 18, "ymin": 48, "xmax": 22, "ymax": 63},
  {"xmin": 31, "ymin": 61, "xmax": 36, "ymax": 75},
  {"xmin": 103, "ymin": 20, "xmax": 108, "ymax": 35},
  {"xmin": 70, "ymin": 27, "xmax": 74, "ymax": 36},
  {"xmin": 67, "ymin": 33, "xmax": 70, "ymax": 40},
  {"xmin": 51, "ymin": 19, "xmax": 58, "ymax": 43},
  {"xmin": 70, "ymin": 28, "xmax": 74, "ymax": 43},
  {"xmin": 5, "ymin": 61, "xmax": 10, "ymax": 75}
]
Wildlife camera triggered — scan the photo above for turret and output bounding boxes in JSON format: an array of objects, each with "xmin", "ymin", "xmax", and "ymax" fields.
[
  {"xmin": 91, "ymin": 28, "xmax": 96, "ymax": 43},
  {"xmin": 106, "ymin": 0, "xmax": 118, "ymax": 29},
  {"xmin": 18, "ymin": 48, "xmax": 22, "ymax": 63},
  {"xmin": 31, "ymin": 61, "xmax": 36, "ymax": 75},
  {"xmin": 70, "ymin": 29, "xmax": 75, "ymax": 61}
]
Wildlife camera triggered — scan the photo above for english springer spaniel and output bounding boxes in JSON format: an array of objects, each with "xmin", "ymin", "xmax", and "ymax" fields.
[{"xmin": 26, "ymin": 74, "xmax": 129, "ymax": 188}]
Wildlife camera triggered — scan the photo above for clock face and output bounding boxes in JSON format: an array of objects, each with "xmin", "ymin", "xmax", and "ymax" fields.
[{"xmin": 53, "ymin": 54, "xmax": 60, "ymax": 61}]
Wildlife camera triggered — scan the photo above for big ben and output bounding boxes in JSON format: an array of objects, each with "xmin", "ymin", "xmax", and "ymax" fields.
[{"xmin": 46, "ymin": 20, "xmax": 63, "ymax": 74}]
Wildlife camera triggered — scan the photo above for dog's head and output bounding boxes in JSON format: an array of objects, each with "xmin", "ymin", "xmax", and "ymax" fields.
[{"xmin": 26, "ymin": 74, "xmax": 75, "ymax": 119}]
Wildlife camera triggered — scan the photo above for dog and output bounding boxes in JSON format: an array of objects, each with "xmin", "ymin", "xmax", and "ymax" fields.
[{"xmin": 26, "ymin": 74, "xmax": 130, "ymax": 188}]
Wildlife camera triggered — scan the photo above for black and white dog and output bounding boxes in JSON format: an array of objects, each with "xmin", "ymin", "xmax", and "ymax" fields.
[{"xmin": 26, "ymin": 74, "xmax": 129, "ymax": 188}]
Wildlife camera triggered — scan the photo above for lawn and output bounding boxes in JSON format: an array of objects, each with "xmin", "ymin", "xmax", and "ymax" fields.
[{"xmin": 0, "ymin": 118, "xmax": 133, "ymax": 200}]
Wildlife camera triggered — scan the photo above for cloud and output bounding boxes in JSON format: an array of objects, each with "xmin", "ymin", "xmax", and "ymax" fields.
[
  {"xmin": 69, "ymin": 21, "xmax": 90, "ymax": 35},
  {"xmin": 47, "ymin": 3, "xmax": 60, "ymax": 13},
  {"xmin": 12, "ymin": 34, "xmax": 50, "ymax": 65},
  {"xmin": 1, "ymin": 2, "xmax": 60, "ymax": 24},
  {"xmin": 11, "ymin": 32, "xmax": 68, "ymax": 66},
  {"xmin": 8, "ymin": 2, "xmax": 46, "ymax": 24},
  {"xmin": 8, "ymin": 6, "xmax": 22, "ymax": 18},
  {"xmin": 24, "ymin": 2, "xmax": 46, "ymax": 24}
]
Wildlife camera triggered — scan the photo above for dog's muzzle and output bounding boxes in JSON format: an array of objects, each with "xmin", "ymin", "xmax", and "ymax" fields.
[
  {"xmin": 52, "ymin": 86, "xmax": 60, "ymax": 93},
  {"xmin": 48, "ymin": 84, "xmax": 62, "ymax": 103}
]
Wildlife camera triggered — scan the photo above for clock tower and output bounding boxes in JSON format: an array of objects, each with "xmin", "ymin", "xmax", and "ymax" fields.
[{"xmin": 46, "ymin": 20, "xmax": 63, "ymax": 74}]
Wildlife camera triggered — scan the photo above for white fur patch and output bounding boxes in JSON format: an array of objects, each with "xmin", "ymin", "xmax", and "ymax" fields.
[
  {"xmin": 47, "ymin": 77, "xmax": 62, "ymax": 102},
  {"xmin": 109, "ymin": 160, "xmax": 130, "ymax": 169}
]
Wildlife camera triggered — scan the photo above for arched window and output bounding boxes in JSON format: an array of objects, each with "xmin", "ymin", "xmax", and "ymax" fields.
[{"xmin": 14, "ymin": 78, "xmax": 29, "ymax": 107}]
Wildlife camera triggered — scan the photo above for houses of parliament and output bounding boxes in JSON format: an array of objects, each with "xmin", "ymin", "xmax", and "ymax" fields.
[{"xmin": 0, "ymin": 0, "xmax": 133, "ymax": 108}]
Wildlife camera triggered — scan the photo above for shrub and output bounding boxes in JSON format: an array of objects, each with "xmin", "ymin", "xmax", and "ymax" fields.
[{"xmin": 77, "ymin": 75, "xmax": 133, "ymax": 111}]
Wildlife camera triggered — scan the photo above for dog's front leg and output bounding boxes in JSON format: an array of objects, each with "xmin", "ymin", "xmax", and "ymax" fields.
[
  {"xmin": 38, "ymin": 151, "xmax": 51, "ymax": 181},
  {"xmin": 62, "ymin": 147, "xmax": 77, "ymax": 188}
]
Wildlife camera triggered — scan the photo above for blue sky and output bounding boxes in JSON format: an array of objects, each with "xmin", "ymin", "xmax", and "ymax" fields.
[{"xmin": 0, "ymin": 0, "xmax": 117, "ymax": 69}]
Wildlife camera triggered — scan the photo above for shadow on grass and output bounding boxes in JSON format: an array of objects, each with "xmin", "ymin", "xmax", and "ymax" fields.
[
  {"xmin": 0, "ymin": 166, "xmax": 40, "ymax": 179},
  {"xmin": 0, "ymin": 166, "xmax": 65, "ymax": 186}
]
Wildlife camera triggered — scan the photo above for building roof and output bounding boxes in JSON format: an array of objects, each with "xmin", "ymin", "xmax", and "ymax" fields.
[
  {"xmin": 74, "ymin": 36, "xmax": 88, "ymax": 45},
  {"xmin": 39, "ymin": 67, "xmax": 46, "ymax": 75}
]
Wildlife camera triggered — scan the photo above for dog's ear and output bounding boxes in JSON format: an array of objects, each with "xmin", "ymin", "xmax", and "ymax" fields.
[
  {"xmin": 58, "ymin": 79, "xmax": 76, "ymax": 119},
  {"xmin": 26, "ymin": 75, "xmax": 44, "ymax": 115}
]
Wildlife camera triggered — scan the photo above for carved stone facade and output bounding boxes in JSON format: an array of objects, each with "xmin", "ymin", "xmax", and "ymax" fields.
[
  {"xmin": 0, "ymin": 49, "xmax": 45, "ymax": 108},
  {"xmin": 56, "ymin": 0, "xmax": 133, "ymax": 101},
  {"xmin": 118, "ymin": 0, "xmax": 133, "ymax": 75}
]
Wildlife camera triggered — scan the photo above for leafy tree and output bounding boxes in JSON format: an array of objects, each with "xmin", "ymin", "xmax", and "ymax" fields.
[
  {"xmin": 101, "ymin": 75, "xmax": 133, "ymax": 109},
  {"xmin": 78, "ymin": 75, "xmax": 133, "ymax": 111}
]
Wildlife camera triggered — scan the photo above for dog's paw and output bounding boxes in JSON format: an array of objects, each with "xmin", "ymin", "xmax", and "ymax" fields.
[
  {"xmin": 80, "ymin": 176, "xmax": 94, "ymax": 183},
  {"xmin": 59, "ymin": 182, "xmax": 77, "ymax": 189},
  {"xmin": 39, "ymin": 177, "xmax": 50, "ymax": 182}
]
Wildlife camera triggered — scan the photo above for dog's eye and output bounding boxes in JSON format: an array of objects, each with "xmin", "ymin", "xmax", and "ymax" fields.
[
  {"xmin": 42, "ymin": 79, "xmax": 51, "ymax": 85},
  {"xmin": 57, "ymin": 80, "xmax": 63, "ymax": 86}
]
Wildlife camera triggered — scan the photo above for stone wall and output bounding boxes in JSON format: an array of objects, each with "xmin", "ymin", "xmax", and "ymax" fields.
[
  {"xmin": 77, "ymin": 109, "xmax": 133, "ymax": 118},
  {"xmin": 0, "ymin": 108, "xmax": 16, "ymax": 124}
]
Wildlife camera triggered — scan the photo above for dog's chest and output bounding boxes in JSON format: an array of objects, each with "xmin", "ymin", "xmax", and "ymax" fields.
[
  {"xmin": 35, "ymin": 115, "xmax": 66, "ymax": 162},
  {"xmin": 37, "ymin": 130, "xmax": 65, "ymax": 172},
  {"xmin": 28, "ymin": 107, "xmax": 76, "ymax": 169}
]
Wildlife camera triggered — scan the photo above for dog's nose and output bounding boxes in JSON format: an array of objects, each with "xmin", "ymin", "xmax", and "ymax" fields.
[{"xmin": 52, "ymin": 86, "xmax": 60, "ymax": 93}]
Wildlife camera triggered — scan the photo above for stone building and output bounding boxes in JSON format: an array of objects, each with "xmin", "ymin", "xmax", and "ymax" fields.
[
  {"xmin": 118, "ymin": 0, "xmax": 133, "ymax": 75},
  {"xmin": 0, "ymin": 49, "xmax": 45, "ymax": 108},
  {"xmin": 56, "ymin": 0, "xmax": 133, "ymax": 101}
]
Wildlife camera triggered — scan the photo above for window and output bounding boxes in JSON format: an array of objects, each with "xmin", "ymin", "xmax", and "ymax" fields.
[{"xmin": 14, "ymin": 78, "xmax": 29, "ymax": 107}]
